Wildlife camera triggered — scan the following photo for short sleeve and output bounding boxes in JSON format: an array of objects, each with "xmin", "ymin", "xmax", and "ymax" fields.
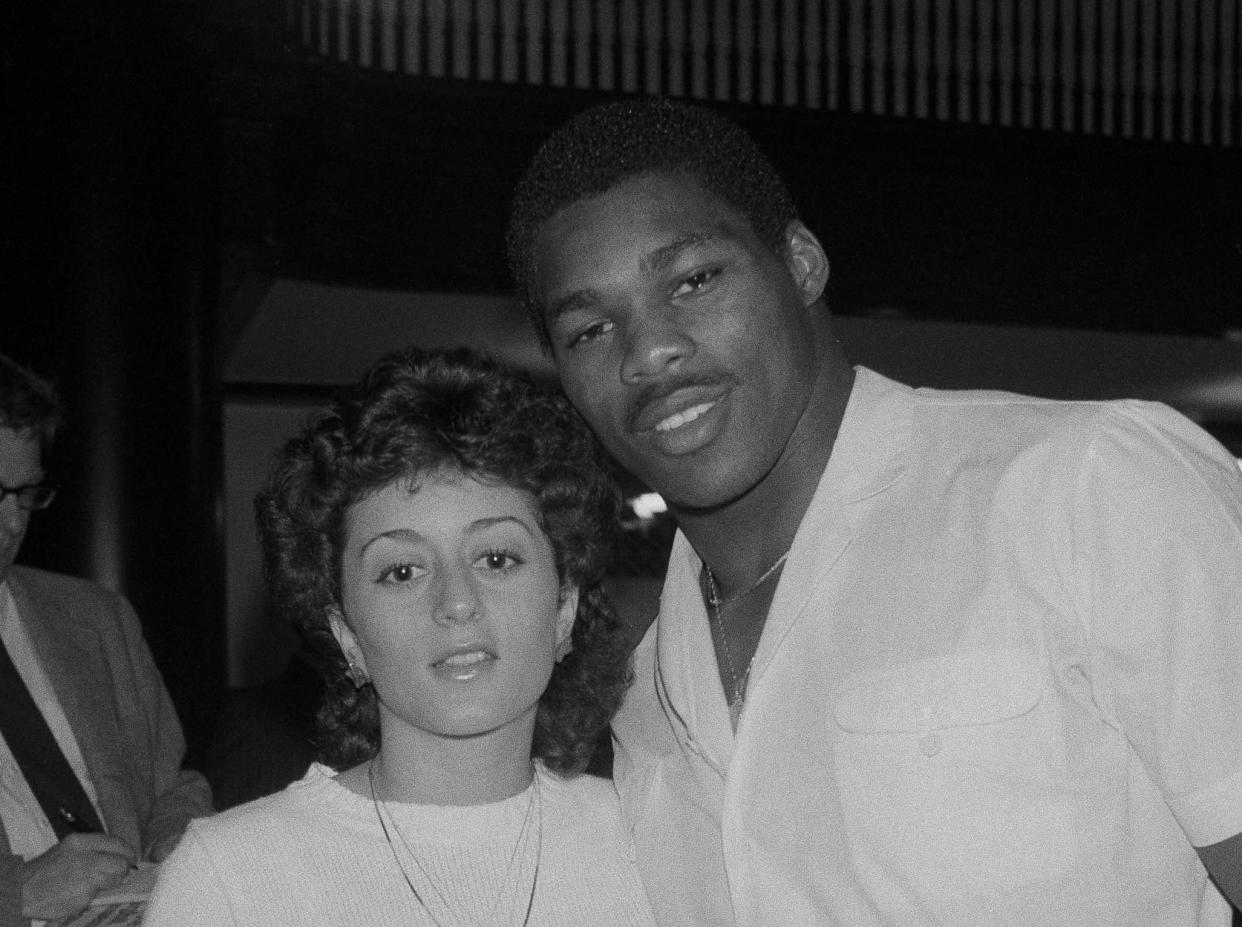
[{"xmin": 1071, "ymin": 401, "xmax": 1242, "ymax": 847}]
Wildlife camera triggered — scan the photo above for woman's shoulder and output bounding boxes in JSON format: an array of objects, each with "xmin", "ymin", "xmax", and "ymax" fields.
[
  {"xmin": 147, "ymin": 765, "xmax": 381, "ymax": 924},
  {"xmin": 189, "ymin": 763, "xmax": 357, "ymax": 842},
  {"xmin": 538, "ymin": 769, "xmax": 626, "ymax": 828}
]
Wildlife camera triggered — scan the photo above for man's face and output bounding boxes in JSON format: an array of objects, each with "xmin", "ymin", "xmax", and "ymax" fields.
[
  {"xmin": 0, "ymin": 427, "xmax": 43, "ymax": 584},
  {"xmin": 532, "ymin": 172, "xmax": 825, "ymax": 510}
]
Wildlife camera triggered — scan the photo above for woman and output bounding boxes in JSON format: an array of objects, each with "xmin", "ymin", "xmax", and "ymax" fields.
[{"xmin": 144, "ymin": 347, "xmax": 656, "ymax": 925}]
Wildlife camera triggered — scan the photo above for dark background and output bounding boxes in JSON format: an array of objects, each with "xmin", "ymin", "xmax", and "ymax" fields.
[{"xmin": 4, "ymin": 0, "xmax": 1240, "ymax": 772}]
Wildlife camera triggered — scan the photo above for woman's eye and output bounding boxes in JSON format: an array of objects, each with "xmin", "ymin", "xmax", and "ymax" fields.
[
  {"xmin": 478, "ymin": 550, "xmax": 521, "ymax": 571},
  {"xmin": 379, "ymin": 563, "xmax": 419, "ymax": 584}
]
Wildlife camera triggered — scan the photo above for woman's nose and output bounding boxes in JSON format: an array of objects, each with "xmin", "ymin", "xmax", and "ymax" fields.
[{"xmin": 434, "ymin": 564, "xmax": 480, "ymax": 625}]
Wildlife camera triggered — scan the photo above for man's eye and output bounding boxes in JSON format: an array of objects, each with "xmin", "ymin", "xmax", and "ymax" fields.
[
  {"xmin": 566, "ymin": 320, "xmax": 613, "ymax": 348},
  {"xmin": 673, "ymin": 269, "xmax": 719, "ymax": 297}
]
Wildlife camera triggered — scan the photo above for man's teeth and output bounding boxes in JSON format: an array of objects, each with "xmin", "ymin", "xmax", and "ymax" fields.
[
  {"xmin": 441, "ymin": 651, "xmax": 490, "ymax": 666},
  {"xmin": 655, "ymin": 402, "xmax": 714, "ymax": 432}
]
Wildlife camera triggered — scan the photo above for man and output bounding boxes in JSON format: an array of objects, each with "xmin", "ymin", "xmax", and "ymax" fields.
[
  {"xmin": 0, "ymin": 353, "xmax": 211, "ymax": 924},
  {"xmin": 506, "ymin": 98, "xmax": 1242, "ymax": 925}
]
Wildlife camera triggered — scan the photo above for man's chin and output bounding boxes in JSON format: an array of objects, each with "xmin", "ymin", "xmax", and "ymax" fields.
[{"xmin": 655, "ymin": 472, "xmax": 761, "ymax": 515}]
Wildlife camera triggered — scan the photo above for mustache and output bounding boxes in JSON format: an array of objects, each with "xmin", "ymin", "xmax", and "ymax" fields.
[{"xmin": 625, "ymin": 373, "xmax": 730, "ymax": 432}]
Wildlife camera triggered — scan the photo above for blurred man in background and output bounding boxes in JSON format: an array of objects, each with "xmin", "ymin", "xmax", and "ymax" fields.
[{"xmin": 0, "ymin": 352, "xmax": 210, "ymax": 924}]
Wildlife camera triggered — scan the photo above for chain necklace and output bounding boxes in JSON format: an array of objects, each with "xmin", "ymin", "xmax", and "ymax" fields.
[
  {"xmin": 703, "ymin": 549, "xmax": 789, "ymax": 729},
  {"xmin": 369, "ymin": 758, "xmax": 542, "ymax": 927}
]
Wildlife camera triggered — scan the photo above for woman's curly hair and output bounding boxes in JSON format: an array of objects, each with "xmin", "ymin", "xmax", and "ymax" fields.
[{"xmin": 254, "ymin": 346, "xmax": 628, "ymax": 776}]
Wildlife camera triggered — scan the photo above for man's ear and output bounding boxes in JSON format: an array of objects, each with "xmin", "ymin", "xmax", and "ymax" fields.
[
  {"xmin": 783, "ymin": 220, "xmax": 830, "ymax": 306},
  {"xmin": 328, "ymin": 606, "xmax": 369, "ymax": 681},
  {"xmin": 554, "ymin": 585, "xmax": 580, "ymax": 662}
]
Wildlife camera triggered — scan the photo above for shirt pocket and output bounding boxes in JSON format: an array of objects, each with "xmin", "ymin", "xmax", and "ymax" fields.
[
  {"xmin": 830, "ymin": 648, "xmax": 1078, "ymax": 899},
  {"xmin": 832, "ymin": 646, "xmax": 1043, "ymax": 735}
]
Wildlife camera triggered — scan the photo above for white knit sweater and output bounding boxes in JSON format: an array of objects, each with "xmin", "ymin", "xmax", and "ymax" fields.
[{"xmin": 142, "ymin": 763, "xmax": 656, "ymax": 926}]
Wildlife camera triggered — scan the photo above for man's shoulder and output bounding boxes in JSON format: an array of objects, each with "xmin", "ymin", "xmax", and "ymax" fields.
[
  {"xmin": 8, "ymin": 565, "xmax": 128, "ymax": 634},
  {"xmin": 869, "ymin": 367, "xmax": 1180, "ymax": 434},
  {"xmin": 845, "ymin": 367, "xmax": 1113, "ymax": 471},
  {"xmin": 898, "ymin": 377, "xmax": 1176, "ymax": 452},
  {"xmin": 851, "ymin": 369, "xmax": 1224, "ymax": 501},
  {"xmin": 10, "ymin": 564, "xmax": 119, "ymax": 605},
  {"xmin": 909, "ymin": 379, "xmax": 1097, "ymax": 419}
]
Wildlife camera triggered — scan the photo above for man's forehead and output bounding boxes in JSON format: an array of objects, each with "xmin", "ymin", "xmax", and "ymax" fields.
[
  {"xmin": 541, "ymin": 185, "xmax": 747, "ymax": 265},
  {"xmin": 549, "ymin": 169, "xmax": 736, "ymax": 224}
]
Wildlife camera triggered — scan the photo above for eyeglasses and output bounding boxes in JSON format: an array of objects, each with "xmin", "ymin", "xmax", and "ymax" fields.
[{"xmin": 0, "ymin": 483, "xmax": 58, "ymax": 511}]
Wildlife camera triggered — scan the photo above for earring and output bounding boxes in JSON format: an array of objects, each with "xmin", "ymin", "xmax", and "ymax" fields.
[{"xmin": 345, "ymin": 658, "xmax": 370, "ymax": 689}]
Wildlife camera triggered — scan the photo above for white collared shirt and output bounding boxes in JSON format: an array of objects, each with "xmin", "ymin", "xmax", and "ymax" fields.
[
  {"xmin": 0, "ymin": 580, "xmax": 104, "ymax": 859},
  {"xmin": 613, "ymin": 367, "xmax": 1242, "ymax": 926}
]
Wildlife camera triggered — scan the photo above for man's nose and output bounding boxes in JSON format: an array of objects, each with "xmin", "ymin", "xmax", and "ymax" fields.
[{"xmin": 620, "ymin": 309, "xmax": 695, "ymax": 383}]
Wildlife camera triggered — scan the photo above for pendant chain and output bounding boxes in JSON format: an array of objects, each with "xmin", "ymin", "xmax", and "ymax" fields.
[
  {"xmin": 703, "ymin": 548, "xmax": 790, "ymax": 726},
  {"xmin": 369, "ymin": 758, "xmax": 542, "ymax": 927},
  {"xmin": 704, "ymin": 550, "xmax": 790, "ymax": 609}
]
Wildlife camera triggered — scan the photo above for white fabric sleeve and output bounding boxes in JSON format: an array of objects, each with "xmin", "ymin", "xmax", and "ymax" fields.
[{"xmin": 1071, "ymin": 401, "xmax": 1242, "ymax": 847}]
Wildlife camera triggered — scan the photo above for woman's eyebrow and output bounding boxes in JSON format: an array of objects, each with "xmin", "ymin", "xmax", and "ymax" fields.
[
  {"xmin": 467, "ymin": 515, "xmax": 536, "ymax": 537},
  {"xmin": 359, "ymin": 516, "xmax": 534, "ymax": 554},
  {"xmin": 359, "ymin": 527, "xmax": 424, "ymax": 555}
]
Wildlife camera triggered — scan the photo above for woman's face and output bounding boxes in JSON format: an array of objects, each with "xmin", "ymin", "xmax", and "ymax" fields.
[{"xmin": 333, "ymin": 471, "xmax": 576, "ymax": 747}]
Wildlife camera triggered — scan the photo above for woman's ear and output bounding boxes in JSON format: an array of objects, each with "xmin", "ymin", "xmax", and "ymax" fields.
[
  {"xmin": 328, "ymin": 606, "xmax": 370, "ymax": 687},
  {"xmin": 783, "ymin": 220, "xmax": 830, "ymax": 306},
  {"xmin": 554, "ymin": 586, "xmax": 579, "ymax": 662}
]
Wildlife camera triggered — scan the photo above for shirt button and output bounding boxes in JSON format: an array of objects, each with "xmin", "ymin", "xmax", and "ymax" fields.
[{"xmin": 919, "ymin": 734, "xmax": 942, "ymax": 757}]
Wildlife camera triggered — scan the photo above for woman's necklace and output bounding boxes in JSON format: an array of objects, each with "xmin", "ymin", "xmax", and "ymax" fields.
[
  {"xmin": 369, "ymin": 758, "xmax": 542, "ymax": 927},
  {"xmin": 703, "ymin": 549, "xmax": 790, "ymax": 729}
]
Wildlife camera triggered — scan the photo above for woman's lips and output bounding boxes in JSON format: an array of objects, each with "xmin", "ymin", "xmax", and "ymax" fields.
[{"xmin": 433, "ymin": 649, "xmax": 495, "ymax": 681}]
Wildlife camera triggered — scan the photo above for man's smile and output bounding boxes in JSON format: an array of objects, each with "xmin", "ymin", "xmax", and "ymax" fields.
[
  {"xmin": 627, "ymin": 380, "xmax": 730, "ymax": 435},
  {"xmin": 654, "ymin": 400, "xmax": 717, "ymax": 433}
]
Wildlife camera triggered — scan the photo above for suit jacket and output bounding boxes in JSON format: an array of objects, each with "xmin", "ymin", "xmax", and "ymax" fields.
[{"xmin": 0, "ymin": 566, "xmax": 212, "ymax": 925}]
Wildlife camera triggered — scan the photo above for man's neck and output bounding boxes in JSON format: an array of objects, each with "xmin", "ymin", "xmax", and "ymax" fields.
[{"xmin": 675, "ymin": 344, "xmax": 855, "ymax": 596}]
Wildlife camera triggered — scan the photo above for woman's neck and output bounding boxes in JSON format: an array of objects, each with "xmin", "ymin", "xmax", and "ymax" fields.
[{"xmin": 341, "ymin": 713, "xmax": 537, "ymax": 806}]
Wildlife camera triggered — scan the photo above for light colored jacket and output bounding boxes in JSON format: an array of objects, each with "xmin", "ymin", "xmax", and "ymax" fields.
[{"xmin": 0, "ymin": 566, "xmax": 211, "ymax": 925}]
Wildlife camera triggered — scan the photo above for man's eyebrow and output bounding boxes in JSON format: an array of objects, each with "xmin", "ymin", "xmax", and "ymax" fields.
[
  {"xmin": 545, "ymin": 232, "xmax": 717, "ymax": 325},
  {"xmin": 547, "ymin": 289, "xmax": 598, "ymax": 325},
  {"xmin": 645, "ymin": 232, "xmax": 716, "ymax": 272}
]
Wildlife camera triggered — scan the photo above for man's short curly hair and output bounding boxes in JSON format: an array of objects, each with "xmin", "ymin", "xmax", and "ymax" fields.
[
  {"xmin": 506, "ymin": 96, "xmax": 800, "ymax": 348},
  {"xmin": 255, "ymin": 346, "xmax": 628, "ymax": 776}
]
